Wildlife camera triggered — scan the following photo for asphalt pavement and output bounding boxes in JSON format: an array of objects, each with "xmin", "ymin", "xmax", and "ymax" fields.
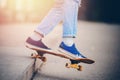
[{"xmin": 0, "ymin": 21, "xmax": 120, "ymax": 80}]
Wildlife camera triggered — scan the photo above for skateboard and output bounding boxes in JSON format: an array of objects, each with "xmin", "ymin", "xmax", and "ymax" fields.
[{"xmin": 26, "ymin": 46, "xmax": 95, "ymax": 71}]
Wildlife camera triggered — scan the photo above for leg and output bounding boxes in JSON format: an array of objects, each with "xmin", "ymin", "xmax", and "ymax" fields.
[
  {"xmin": 35, "ymin": 0, "xmax": 64, "ymax": 36},
  {"xmin": 59, "ymin": 0, "xmax": 86, "ymax": 59},
  {"xmin": 63, "ymin": 0, "xmax": 79, "ymax": 37},
  {"xmin": 26, "ymin": 0, "xmax": 64, "ymax": 49}
]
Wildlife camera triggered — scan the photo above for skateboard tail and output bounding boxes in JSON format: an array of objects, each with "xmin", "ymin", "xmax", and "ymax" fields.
[{"xmin": 71, "ymin": 58, "xmax": 95, "ymax": 64}]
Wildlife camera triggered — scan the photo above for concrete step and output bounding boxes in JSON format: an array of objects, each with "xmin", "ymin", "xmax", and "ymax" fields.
[{"xmin": 0, "ymin": 47, "xmax": 39, "ymax": 80}]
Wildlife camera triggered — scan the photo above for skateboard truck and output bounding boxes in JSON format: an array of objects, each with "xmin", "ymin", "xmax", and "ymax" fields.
[
  {"xmin": 31, "ymin": 52, "xmax": 47, "ymax": 62},
  {"xmin": 65, "ymin": 63, "xmax": 82, "ymax": 71}
]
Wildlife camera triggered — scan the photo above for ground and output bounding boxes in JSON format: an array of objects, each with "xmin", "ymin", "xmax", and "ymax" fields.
[{"xmin": 0, "ymin": 21, "xmax": 120, "ymax": 80}]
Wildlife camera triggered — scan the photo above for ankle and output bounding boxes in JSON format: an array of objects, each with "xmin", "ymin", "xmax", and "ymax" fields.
[
  {"xmin": 63, "ymin": 37, "xmax": 74, "ymax": 47},
  {"xmin": 30, "ymin": 31, "xmax": 44, "ymax": 41}
]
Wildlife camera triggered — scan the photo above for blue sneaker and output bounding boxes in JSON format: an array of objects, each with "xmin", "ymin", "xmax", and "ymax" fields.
[
  {"xmin": 26, "ymin": 37, "xmax": 49, "ymax": 50},
  {"xmin": 59, "ymin": 42, "xmax": 86, "ymax": 59}
]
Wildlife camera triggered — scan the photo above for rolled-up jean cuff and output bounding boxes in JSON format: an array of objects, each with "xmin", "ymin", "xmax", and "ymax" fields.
[
  {"xmin": 63, "ymin": 35, "xmax": 76, "ymax": 38},
  {"xmin": 35, "ymin": 29, "xmax": 45, "ymax": 37}
]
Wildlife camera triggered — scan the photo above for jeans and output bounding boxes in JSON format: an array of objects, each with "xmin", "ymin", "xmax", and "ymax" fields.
[{"xmin": 35, "ymin": 0, "xmax": 81, "ymax": 37}]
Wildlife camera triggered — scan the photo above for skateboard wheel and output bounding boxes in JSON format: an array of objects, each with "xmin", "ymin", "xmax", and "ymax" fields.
[
  {"xmin": 31, "ymin": 53, "xmax": 36, "ymax": 56},
  {"xmin": 77, "ymin": 65, "xmax": 82, "ymax": 71},
  {"xmin": 31, "ymin": 53, "xmax": 37, "ymax": 58},
  {"xmin": 65, "ymin": 63, "xmax": 70, "ymax": 68},
  {"xmin": 41, "ymin": 57, "xmax": 47, "ymax": 62}
]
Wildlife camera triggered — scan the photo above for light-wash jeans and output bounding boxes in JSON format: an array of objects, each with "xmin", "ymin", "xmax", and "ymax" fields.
[{"xmin": 35, "ymin": 0, "xmax": 81, "ymax": 37}]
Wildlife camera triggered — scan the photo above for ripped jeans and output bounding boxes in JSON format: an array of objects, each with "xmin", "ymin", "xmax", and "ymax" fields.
[{"xmin": 35, "ymin": 0, "xmax": 81, "ymax": 37}]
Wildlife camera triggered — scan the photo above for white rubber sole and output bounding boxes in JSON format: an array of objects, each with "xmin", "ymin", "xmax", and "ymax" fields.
[
  {"xmin": 25, "ymin": 42, "xmax": 53, "ymax": 52},
  {"xmin": 58, "ymin": 48, "xmax": 80, "ymax": 59}
]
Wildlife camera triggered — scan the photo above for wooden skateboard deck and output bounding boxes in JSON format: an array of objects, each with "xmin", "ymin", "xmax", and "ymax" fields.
[{"xmin": 26, "ymin": 45, "xmax": 95, "ymax": 71}]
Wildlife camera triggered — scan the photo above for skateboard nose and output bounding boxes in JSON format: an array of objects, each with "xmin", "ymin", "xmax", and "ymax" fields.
[{"xmin": 81, "ymin": 59, "xmax": 95, "ymax": 64}]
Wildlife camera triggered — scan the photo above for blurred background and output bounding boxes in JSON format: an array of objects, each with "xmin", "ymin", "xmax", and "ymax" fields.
[
  {"xmin": 0, "ymin": 0, "xmax": 54, "ymax": 23},
  {"xmin": 0, "ymin": 0, "xmax": 120, "ymax": 80},
  {"xmin": 0, "ymin": 0, "xmax": 120, "ymax": 24}
]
